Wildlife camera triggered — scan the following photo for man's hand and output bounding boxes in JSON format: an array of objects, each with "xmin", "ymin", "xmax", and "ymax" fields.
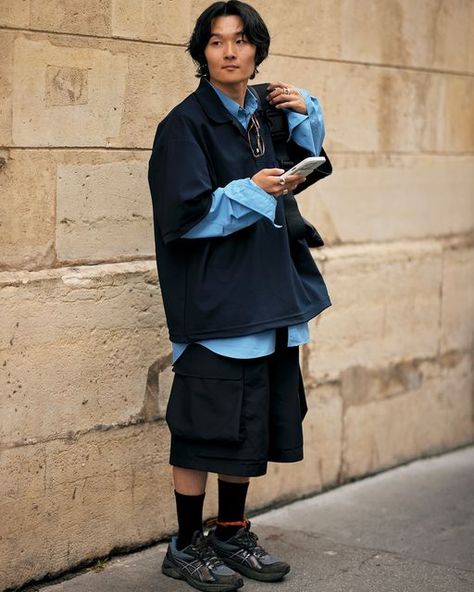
[
  {"xmin": 266, "ymin": 82, "xmax": 307, "ymax": 114},
  {"xmin": 252, "ymin": 168, "xmax": 306, "ymax": 197}
]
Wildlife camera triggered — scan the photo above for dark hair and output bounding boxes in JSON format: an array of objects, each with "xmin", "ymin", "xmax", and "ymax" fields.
[{"xmin": 187, "ymin": 1, "xmax": 270, "ymax": 79}]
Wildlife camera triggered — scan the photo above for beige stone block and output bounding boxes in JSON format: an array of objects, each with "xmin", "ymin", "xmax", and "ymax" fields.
[
  {"xmin": 340, "ymin": 0, "xmax": 474, "ymax": 73},
  {"xmin": 29, "ymin": 0, "xmax": 112, "ymax": 36},
  {"xmin": 0, "ymin": 32, "xmax": 14, "ymax": 145},
  {"xmin": 112, "ymin": 0, "xmax": 192, "ymax": 43},
  {"xmin": 422, "ymin": 74, "xmax": 474, "ymax": 152},
  {"xmin": 308, "ymin": 242, "xmax": 443, "ymax": 381},
  {"xmin": 469, "ymin": 1, "xmax": 474, "ymax": 73},
  {"xmin": 0, "ymin": 423, "xmax": 174, "ymax": 590},
  {"xmin": 0, "ymin": 262, "xmax": 169, "ymax": 446},
  {"xmin": 56, "ymin": 159, "xmax": 154, "ymax": 262},
  {"xmin": 118, "ymin": 41, "xmax": 195, "ymax": 149},
  {"xmin": 7, "ymin": 32, "xmax": 195, "ymax": 148},
  {"xmin": 260, "ymin": 55, "xmax": 474, "ymax": 153},
  {"xmin": 0, "ymin": 150, "xmax": 56, "ymax": 270},
  {"xmin": 340, "ymin": 0, "xmax": 417, "ymax": 67},
  {"xmin": 12, "ymin": 35, "xmax": 128, "ymax": 147},
  {"xmin": 430, "ymin": 0, "xmax": 474, "ymax": 73},
  {"xmin": 0, "ymin": 0, "xmax": 29, "ymax": 28},
  {"xmin": 246, "ymin": 0, "xmax": 342, "ymax": 62},
  {"xmin": 254, "ymin": 0, "xmax": 474, "ymax": 74},
  {"xmin": 297, "ymin": 154, "xmax": 474, "ymax": 245},
  {"xmin": 248, "ymin": 383, "xmax": 343, "ymax": 509},
  {"xmin": 303, "ymin": 383, "xmax": 344, "ymax": 488},
  {"xmin": 440, "ymin": 245, "xmax": 474, "ymax": 354},
  {"xmin": 0, "ymin": 149, "xmax": 154, "ymax": 269},
  {"xmin": 341, "ymin": 353, "xmax": 474, "ymax": 480},
  {"xmin": 340, "ymin": 359, "xmax": 424, "ymax": 408}
]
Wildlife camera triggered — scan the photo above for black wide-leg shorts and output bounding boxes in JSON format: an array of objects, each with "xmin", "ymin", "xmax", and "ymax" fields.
[{"xmin": 166, "ymin": 330, "xmax": 308, "ymax": 477}]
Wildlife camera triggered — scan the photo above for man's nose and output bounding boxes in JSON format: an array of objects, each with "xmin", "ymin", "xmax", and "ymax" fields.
[{"xmin": 223, "ymin": 43, "xmax": 237, "ymax": 58}]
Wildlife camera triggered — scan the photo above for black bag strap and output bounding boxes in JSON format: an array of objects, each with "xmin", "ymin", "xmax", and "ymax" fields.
[
  {"xmin": 249, "ymin": 83, "xmax": 332, "ymax": 247},
  {"xmin": 249, "ymin": 84, "xmax": 294, "ymax": 168}
]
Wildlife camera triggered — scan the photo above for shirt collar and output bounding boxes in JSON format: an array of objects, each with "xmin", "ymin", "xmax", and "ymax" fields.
[{"xmin": 204, "ymin": 78, "xmax": 259, "ymax": 120}]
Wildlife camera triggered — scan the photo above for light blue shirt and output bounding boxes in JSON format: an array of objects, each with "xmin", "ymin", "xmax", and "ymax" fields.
[{"xmin": 172, "ymin": 81, "xmax": 325, "ymax": 362}]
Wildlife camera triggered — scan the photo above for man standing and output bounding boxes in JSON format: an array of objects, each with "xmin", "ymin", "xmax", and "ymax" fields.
[{"xmin": 148, "ymin": 2, "xmax": 332, "ymax": 590}]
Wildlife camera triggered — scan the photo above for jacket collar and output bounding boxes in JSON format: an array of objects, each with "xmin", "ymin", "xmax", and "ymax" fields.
[{"xmin": 193, "ymin": 78, "xmax": 242, "ymax": 124}]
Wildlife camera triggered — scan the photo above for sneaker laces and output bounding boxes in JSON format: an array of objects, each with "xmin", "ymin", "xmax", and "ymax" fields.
[
  {"xmin": 190, "ymin": 536, "xmax": 225, "ymax": 570},
  {"xmin": 234, "ymin": 529, "xmax": 267, "ymax": 559}
]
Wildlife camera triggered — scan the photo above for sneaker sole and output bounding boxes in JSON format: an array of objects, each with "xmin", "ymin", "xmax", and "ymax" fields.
[
  {"xmin": 162, "ymin": 556, "xmax": 244, "ymax": 592},
  {"xmin": 221, "ymin": 556, "xmax": 290, "ymax": 582}
]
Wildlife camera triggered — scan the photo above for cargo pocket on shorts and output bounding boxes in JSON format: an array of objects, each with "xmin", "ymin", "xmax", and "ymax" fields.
[{"xmin": 166, "ymin": 345, "xmax": 245, "ymax": 443}]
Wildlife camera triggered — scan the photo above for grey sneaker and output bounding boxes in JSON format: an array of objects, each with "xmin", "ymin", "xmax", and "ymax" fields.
[
  {"xmin": 207, "ymin": 520, "xmax": 290, "ymax": 582},
  {"xmin": 161, "ymin": 530, "xmax": 244, "ymax": 592}
]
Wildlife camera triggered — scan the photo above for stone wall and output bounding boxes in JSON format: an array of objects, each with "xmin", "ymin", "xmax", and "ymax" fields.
[{"xmin": 1, "ymin": 1, "xmax": 473, "ymax": 589}]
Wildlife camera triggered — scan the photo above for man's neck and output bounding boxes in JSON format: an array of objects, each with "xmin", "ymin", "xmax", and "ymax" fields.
[{"xmin": 208, "ymin": 78, "xmax": 248, "ymax": 107}]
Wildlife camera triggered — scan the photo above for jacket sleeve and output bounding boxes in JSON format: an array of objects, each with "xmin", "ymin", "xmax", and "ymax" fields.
[{"xmin": 148, "ymin": 115, "xmax": 214, "ymax": 244}]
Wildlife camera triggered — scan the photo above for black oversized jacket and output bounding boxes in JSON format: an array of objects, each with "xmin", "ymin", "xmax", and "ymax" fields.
[{"xmin": 148, "ymin": 78, "xmax": 331, "ymax": 343}]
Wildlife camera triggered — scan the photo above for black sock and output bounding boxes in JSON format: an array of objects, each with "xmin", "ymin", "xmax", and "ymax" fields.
[
  {"xmin": 215, "ymin": 479, "xmax": 250, "ymax": 541},
  {"xmin": 175, "ymin": 490, "xmax": 206, "ymax": 551}
]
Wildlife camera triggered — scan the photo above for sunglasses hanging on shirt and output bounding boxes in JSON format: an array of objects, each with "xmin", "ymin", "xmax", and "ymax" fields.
[{"xmin": 247, "ymin": 113, "xmax": 265, "ymax": 158}]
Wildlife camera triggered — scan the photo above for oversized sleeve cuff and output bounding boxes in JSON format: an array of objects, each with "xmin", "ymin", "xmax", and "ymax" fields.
[
  {"xmin": 183, "ymin": 178, "xmax": 281, "ymax": 238},
  {"xmin": 285, "ymin": 88, "xmax": 325, "ymax": 156},
  {"xmin": 225, "ymin": 178, "xmax": 278, "ymax": 222}
]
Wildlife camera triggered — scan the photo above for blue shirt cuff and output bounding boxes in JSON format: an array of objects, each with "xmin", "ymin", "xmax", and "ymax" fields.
[
  {"xmin": 183, "ymin": 178, "xmax": 282, "ymax": 238},
  {"xmin": 285, "ymin": 88, "xmax": 325, "ymax": 156},
  {"xmin": 225, "ymin": 178, "xmax": 278, "ymax": 223}
]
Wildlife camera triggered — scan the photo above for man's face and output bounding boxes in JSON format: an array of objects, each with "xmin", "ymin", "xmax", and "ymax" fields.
[{"xmin": 204, "ymin": 15, "xmax": 257, "ymax": 87}]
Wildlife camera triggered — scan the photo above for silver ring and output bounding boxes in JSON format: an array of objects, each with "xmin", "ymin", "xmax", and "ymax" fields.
[
  {"xmin": 279, "ymin": 177, "xmax": 286, "ymax": 185},
  {"xmin": 282, "ymin": 188, "xmax": 289, "ymax": 195},
  {"xmin": 283, "ymin": 87, "xmax": 290, "ymax": 95}
]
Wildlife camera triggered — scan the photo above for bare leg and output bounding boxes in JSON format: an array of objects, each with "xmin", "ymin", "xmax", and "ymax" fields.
[
  {"xmin": 173, "ymin": 466, "xmax": 208, "ymax": 494},
  {"xmin": 218, "ymin": 473, "xmax": 250, "ymax": 484}
]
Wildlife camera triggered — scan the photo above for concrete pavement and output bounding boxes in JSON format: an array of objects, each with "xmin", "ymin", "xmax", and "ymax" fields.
[{"xmin": 28, "ymin": 445, "xmax": 474, "ymax": 592}]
